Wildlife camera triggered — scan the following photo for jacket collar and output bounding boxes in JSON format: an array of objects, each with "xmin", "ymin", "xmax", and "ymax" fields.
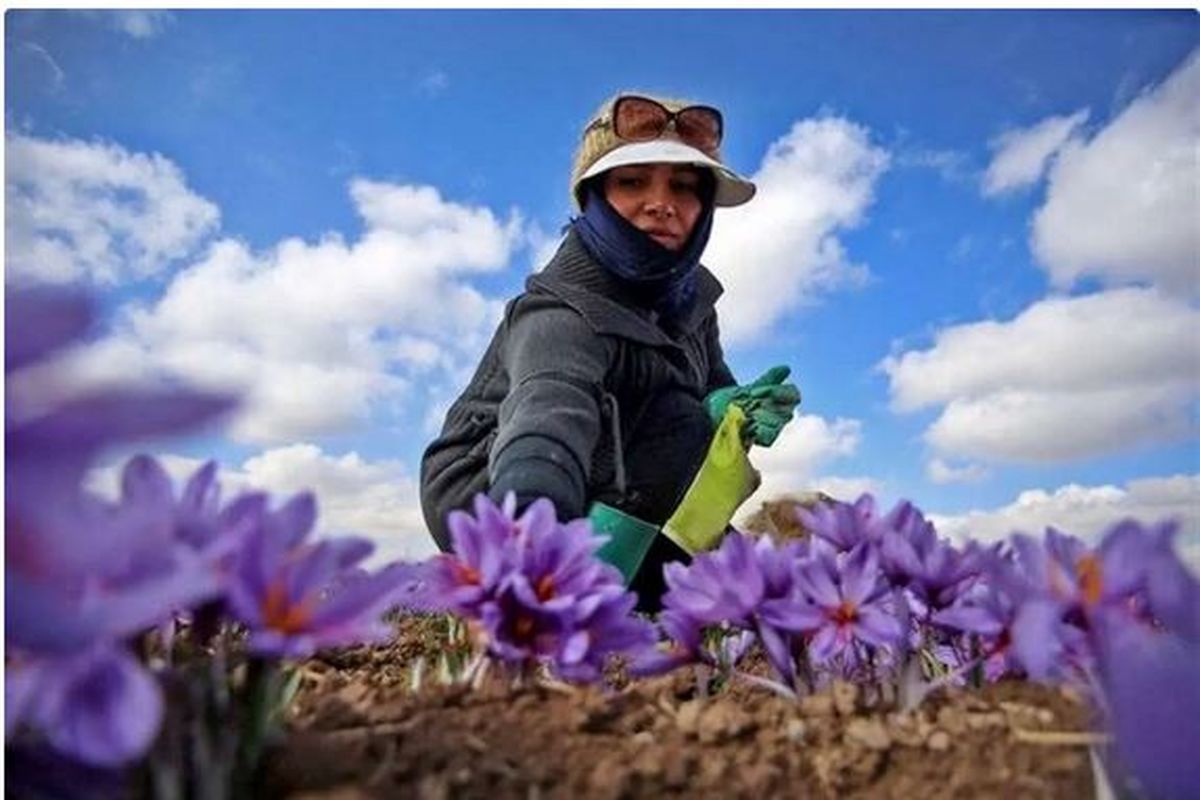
[{"xmin": 526, "ymin": 229, "xmax": 724, "ymax": 346}]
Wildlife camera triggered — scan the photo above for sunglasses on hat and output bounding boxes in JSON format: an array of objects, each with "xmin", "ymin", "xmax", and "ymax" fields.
[{"xmin": 589, "ymin": 95, "xmax": 724, "ymax": 155}]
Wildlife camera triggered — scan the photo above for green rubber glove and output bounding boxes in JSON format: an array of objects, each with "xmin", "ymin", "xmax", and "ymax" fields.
[
  {"xmin": 703, "ymin": 365, "xmax": 801, "ymax": 448},
  {"xmin": 661, "ymin": 405, "xmax": 761, "ymax": 555},
  {"xmin": 588, "ymin": 501, "xmax": 660, "ymax": 585}
]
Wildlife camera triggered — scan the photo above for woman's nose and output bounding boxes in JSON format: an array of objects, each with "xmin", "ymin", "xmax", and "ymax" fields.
[{"xmin": 644, "ymin": 185, "xmax": 676, "ymax": 217}]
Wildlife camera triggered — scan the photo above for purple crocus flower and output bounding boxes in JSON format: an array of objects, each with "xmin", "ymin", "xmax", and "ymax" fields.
[
  {"xmin": 1093, "ymin": 614, "xmax": 1200, "ymax": 799},
  {"xmin": 6, "ymin": 286, "xmax": 235, "ymax": 655},
  {"xmin": 554, "ymin": 589, "xmax": 656, "ymax": 683},
  {"xmin": 419, "ymin": 493, "xmax": 522, "ymax": 615},
  {"xmin": 989, "ymin": 521, "xmax": 1166, "ymax": 681},
  {"xmin": 506, "ymin": 499, "xmax": 624, "ymax": 614},
  {"xmin": 6, "ymin": 644, "xmax": 163, "ymax": 767},
  {"xmin": 1145, "ymin": 541, "xmax": 1200, "ymax": 642},
  {"xmin": 1038, "ymin": 522, "xmax": 1157, "ymax": 618},
  {"xmin": 657, "ymin": 533, "xmax": 809, "ymax": 685},
  {"xmin": 423, "ymin": 494, "xmax": 654, "ymax": 682},
  {"xmin": 629, "ymin": 609, "xmax": 712, "ymax": 677},
  {"xmin": 795, "ymin": 493, "xmax": 887, "ymax": 553},
  {"xmin": 932, "ymin": 558, "xmax": 1026, "ymax": 679},
  {"xmin": 224, "ymin": 493, "xmax": 419, "ymax": 658},
  {"xmin": 778, "ymin": 543, "xmax": 904, "ymax": 665},
  {"xmin": 877, "ymin": 502, "xmax": 984, "ymax": 613}
]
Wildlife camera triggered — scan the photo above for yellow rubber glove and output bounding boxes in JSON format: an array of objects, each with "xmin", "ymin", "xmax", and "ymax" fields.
[{"xmin": 661, "ymin": 405, "xmax": 761, "ymax": 555}]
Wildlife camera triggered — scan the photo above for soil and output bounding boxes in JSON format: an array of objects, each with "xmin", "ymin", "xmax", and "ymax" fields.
[{"xmin": 264, "ymin": 614, "xmax": 1097, "ymax": 800}]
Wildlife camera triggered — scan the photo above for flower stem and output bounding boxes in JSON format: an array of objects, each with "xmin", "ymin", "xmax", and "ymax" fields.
[{"xmin": 233, "ymin": 656, "xmax": 281, "ymax": 798}]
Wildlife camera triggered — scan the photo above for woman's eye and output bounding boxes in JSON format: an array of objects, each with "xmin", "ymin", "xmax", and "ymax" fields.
[{"xmin": 672, "ymin": 180, "xmax": 699, "ymax": 195}]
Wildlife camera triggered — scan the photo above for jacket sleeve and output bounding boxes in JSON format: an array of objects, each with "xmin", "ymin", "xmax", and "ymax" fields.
[
  {"xmin": 702, "ymin": 310, "xmax": 737, "ymax": 395},
  {"xmin": 487, "ymin": 300, "xmax": 615, "ymax": 521}
]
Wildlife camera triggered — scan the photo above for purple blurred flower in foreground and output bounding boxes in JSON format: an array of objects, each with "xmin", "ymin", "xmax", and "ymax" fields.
[
  {"xmin": 781, "ymin": 544, "xmax": 904, "ymax": 665},
  {"xmin": 6, "ymin": 644, "xmax": 163, "ymax": 767},
  {"xmin": 224, "ymin": 492, "xmax": 418, "ymax": 658},
  {"xmin": 1094, "ymin": 615, "xmax": 1200, "ymax": 799},
  {"xmin": 425, "ymin": 495, "xmax": 654, "ymax": 682},
  {"xmin": 6, "ymin": 287, "xmax": 235, "ymax": 655}
]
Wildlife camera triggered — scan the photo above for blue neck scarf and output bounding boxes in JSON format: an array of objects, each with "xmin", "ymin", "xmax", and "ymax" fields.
[{"xmin": 571, "ymin": 180, "xmax": 715, "ymax": 321}]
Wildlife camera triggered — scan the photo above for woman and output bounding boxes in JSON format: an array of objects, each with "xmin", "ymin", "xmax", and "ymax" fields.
[{"xmin": 419, "ymin": 93, "xmax": 799, "ymax": 607}]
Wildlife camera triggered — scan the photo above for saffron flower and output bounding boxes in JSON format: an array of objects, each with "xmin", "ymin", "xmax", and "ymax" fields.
[
  {"xmin": 6, "ymin": 644, "xmax": 163, "ymax": 767},
  {"xmin": 1093, "ymin": 614, "xmax": 1200, "ymax": 799},
  {"xmin": 419, "ymin": 493, "xmax": 522, "ymax": 615},
  {"xmin": 932, "ymin": 556, "xmax": 1024, "ymax": 678},
  {"xmin": 656, "ymin": 532, "xmax": 810, "ymax": 686},
  {"xmin": 781, "ymin": 543, "xmax": 904, "ymax": 665},
  {"xmin": 425, "ymin": 494, "xmax": 655, "ymax": 682},
  {"xmin": 6, "ymin": 287, "xmax": 235, "ymax": 655},
  {"xmin": 877, "ymin": 502, "xmax": 984, "ymax": 613},
  {"xmin": 224, "ymin": 492, "xmax": 419, "ymax": 658},
  {"xmin": 795, "ymin": 493, "xmax": 887, "ymax": 553}
]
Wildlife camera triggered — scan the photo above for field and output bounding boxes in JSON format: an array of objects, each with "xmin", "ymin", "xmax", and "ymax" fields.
[{"xmin": 265, "ymin": 610, "xmax": 1097, "ymax": 798}]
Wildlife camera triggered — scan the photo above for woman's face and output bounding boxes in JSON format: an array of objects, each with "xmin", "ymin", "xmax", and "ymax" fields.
[{"xmin": 602, "ymin": 163, "xmax": 704, "ymax": 251}]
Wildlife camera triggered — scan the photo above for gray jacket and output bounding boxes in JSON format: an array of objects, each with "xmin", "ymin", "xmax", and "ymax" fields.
[{"xmin": 419, "ymin": 229, "xmax": 735, "ymax": 549}]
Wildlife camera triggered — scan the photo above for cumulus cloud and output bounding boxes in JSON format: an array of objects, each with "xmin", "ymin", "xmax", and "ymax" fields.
[
  {"xmin": 930, "ymin": 474, "xmax": 1200, "ymax": 573},
  {"xmin": 704, "ymin": 117, "xmax": 889, "ymax": 344},
  {"xmin": 880, "ymin": 287, "xmax": 1199, "ymax": 463},
  {"xmin": 235, "ymin": 444, "xmax": 433, "ymax": 563},
  {"xmin": 5, "ymin": 133, "xmax": 219, "ymax": 285},
  {"xmin": 90, "ymin": 445, "xmax": 434, "ymax": 566},
  {"xmin": 982, "ymin": 110, "xmax": 1089, "ymax": 196},
  {"xmin": 1031, "ymin": 49, "xmax": 1200, "ymax": 294},
  {"xmin": 66, "ymin": 177, "xmax": 521, "ymax": 444},
  {"xmin": 742, "ymin": 413, "xmax": 876, "ymax": 507}
]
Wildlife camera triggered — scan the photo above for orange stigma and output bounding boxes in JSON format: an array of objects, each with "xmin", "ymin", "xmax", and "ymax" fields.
[
  {"xmin": 832, "ymin": 600, "xmax": 859, "ymax": 626},
  {"xmin": 262, "ymin": 581, "xmax": 315, "ymax": 634},
  {"xmin": 453, "ymin": 560, "xmax": 482, "ymax": 586},
  {"xmin": 535, "ymin": 574, "xmax": 556, "ymax": 602},
  {"xmin": 1077, "ymin": 555, "xmax": 1103, "ymax": 606}
]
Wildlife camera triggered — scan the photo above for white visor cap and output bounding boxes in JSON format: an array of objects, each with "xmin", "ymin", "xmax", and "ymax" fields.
[{"xmin": 577, "ymin": 139, "xmax": 756, "ymax": 208}]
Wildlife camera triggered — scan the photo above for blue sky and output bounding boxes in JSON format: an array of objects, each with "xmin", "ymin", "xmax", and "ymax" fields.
[{"xmin": 6, "ymin": 9, "xmax": 1199, "ymax": 564}]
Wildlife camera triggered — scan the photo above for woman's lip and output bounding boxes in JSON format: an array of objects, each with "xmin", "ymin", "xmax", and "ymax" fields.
[{"xmin": 645, "ymin": 229, "xmax": 679, "ymax": 244}]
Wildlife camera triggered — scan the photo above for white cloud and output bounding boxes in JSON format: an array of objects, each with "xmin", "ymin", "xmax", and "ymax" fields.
[
  {"xmin": 235, "ymin": 444, "xmax": 434, "ymax": 563},
  {"xmin": 982, "ymin": 110, "xmax": 1089, "ymax": 196},
  {"xmin": 90, "ymin": 445, "xmax": 436, "ymax": 566},
  {"xmin": 107, "ymin": 11, "xmax": 173, "ymax": 39},
  {"xmin": 704, "ymin": 117, "xmax": 889, "ymax": 344},
  {"xmin": 5, "ymin": 133, "xmax": 219, "ymax": 285},
  {"xmin": 927, "ymin": 458, "xmax": 990, "ymax": 485},
  {"xmin": 1031, "ymin": 49, "xmax": 1200, "ymax": 294},
  {"xmin": 417, "ymin": 70, "xmax": 449, "ymax": 97},
  {"xmin": 930, "ymin": 474, "xmax": 1200, "ymax": 574},
  {"xmin": 743, "ymin": 413, "xmax": 875, "ymax": 505},
  {"xmin": 65, "ymin": 177, "xmax": 521, "ymax": 444},
  {"xmin": 895, "ymin": 147, "xmax": 972, "ymax": 184},
  {"xmin": 880, "ymin": 287, "xmax": 1199, "ymax": 463}
]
